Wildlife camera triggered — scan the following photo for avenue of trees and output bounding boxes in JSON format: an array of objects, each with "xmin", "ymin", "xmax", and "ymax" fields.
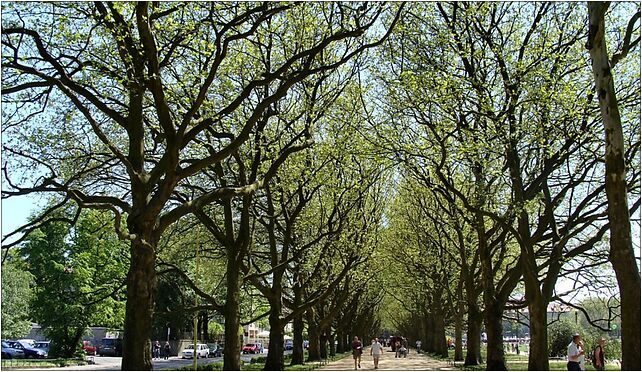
[{"xmin": 2, "ymin": 2, "xmax": 639, "ymax": 371}]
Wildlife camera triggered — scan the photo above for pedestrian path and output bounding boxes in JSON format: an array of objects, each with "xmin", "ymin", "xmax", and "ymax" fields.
[{"xmin": 319, "ymin": 348, "xmax": 455, "ymax": 371}]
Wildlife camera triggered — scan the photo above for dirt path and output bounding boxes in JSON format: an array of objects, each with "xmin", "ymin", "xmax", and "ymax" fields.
[{"xmin": 319, "ymin": 348, "xmax": 456, "ymax": 371}]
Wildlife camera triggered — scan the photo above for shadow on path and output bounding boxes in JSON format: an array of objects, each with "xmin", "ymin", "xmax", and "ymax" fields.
[{"xmin": 319, "ymin": 348, "xmax": 456, "ymax": 371}]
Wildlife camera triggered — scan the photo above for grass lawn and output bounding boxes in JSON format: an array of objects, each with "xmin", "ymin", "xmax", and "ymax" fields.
[{"xmin": 430, "ymin": 349, "xmax": 620, "ymax": 371}]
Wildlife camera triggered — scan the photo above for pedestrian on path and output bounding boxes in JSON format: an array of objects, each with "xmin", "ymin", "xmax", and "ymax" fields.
[
  {"xmin": 567, "ymin": 333, "xmax": 585, "ymax": 371},
  {"xmin": 352, "ymin": 336, "xmax": 363, "ymax": 370},
  {"xmin": 370, "ymin": 338, "xmax": 385, "ymax": 370},
  {"xmin": 163, "ymin": 341, "xmax": 171, "ymax": 360},
  {"xmin": 592, "ymin": 337, "xmax": 606, "ymax": 371}
]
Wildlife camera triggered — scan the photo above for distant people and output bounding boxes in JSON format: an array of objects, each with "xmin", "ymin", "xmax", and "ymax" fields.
[
  {"xmin": 370, "ymin": 338, "xmax": 385, "ymax": 370},
  {"xmin": 352, "ymin": 336, "xmax": 363, "ymax": 370},
  {"xmin": 153, "ymin": 340, "xmax": 161, "ymax": 359},
  {"xmin": 163, "ymin": 341, "xmax": 171, "ymax": 359},
  {"xmin": 416, "ymin": 340, "xmax": 422, "ymax": 352},
  {"xmin": 394, "ymin": 339, "xmax": 401, "ymax": 358},
  {"xmin": 592, "ymin": 337, "xmax": 606, "ymax": 371},
  {"xmin": 515, "ymin": 342, "xmax": 520, "ymax": 355},
  {"xmin": 567, "ymin": 333, "xmax": 584, "ymax": 371}
]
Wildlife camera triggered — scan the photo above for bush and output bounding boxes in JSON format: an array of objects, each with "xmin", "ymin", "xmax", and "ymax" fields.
[{"xmin": 548, "ymin": 319, "xmax": 583, "ymax": 357}]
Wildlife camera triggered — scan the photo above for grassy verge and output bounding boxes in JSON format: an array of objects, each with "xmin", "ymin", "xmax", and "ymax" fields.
[{"xmin": 1, "ymin": 358, "xmax": 87, "ymax": 369}]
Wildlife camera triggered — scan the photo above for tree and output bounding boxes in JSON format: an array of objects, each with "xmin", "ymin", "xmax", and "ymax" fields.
[
  {"xmin": 21, "ymin": 209, "xmax": 127, "ymax": 358},
  {"xmin": 587, "ymin": 3, "xmax": 641, "ymax": 370},
  {"xmin": 1, "ymin": 258, "xmax": 33, "ymax": 339},
  {"xmin": 2, "ymin": 2, "xmax": 402, "ymax": 369}
]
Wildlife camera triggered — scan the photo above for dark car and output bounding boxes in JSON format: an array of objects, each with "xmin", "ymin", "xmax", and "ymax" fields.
[
  {"xmin": 33, "ymin": 341, "xmax": 51, "ymax": 354},
  {"xmin": 207, "ymin": 343, "xmax": 222, "ymax": 357},
  {"xmin": 284, "ymin": 340, "xmax": 293, "ymax": 351},
  {"xmin": 7, "ymin": 340, "xmax": 47, "ymax": 359},
  {"xmin": 2, "ymin": 341, "xmax": 25, "ymax": 359},
  {"xmin": 99, "ymin": 338, "xmax": 123, "ymax": 357}
]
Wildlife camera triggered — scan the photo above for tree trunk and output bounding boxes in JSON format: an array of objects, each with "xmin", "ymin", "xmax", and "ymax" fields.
[
  {"xmin": 484, "ymin": 302, "xmax": 506, "ymax": 371},
  {"xmin": 454, "ymin": 302, "xmax": 464, "ymax": 361},
  {"xmin": 464, "ymin": 304, "xmax": 483, "ymax": 366},
  {"xmin": 434, "ymin": 314, "xmax": 448, "ymax": 358},
  {"xmin": 122, "ymin": 240, "xmax": 156, "ymax": 370},
  {"xmin": 319, "ymin": 331, "xmax": 328, "ymax": 359},
  {"xmin": 526, "ymin": 295, "xmax": 548, "ymax": 370},
  {"xmin": 587, "ymin": 4, "xmax": 641, "ymax": 371},
  {"xmin": 223, "ymin": 257, "xmax": 242, "ymax": 370},
  {"xmin": 328, "ymin": 333, "xmax": 336, "ymax": 357},
  {"xmin": 336, "ymin": 332, "xmax": 345, "ymax": 353},
  {"xmin": 306, "ymin": 309, "xmax": 321, "ymax": 362},
  {"xmin": 265, "ymin": 308, "xmax": 285, "ymax": 371},
  {"xmin": 290, "ymin": 312, "xmax": 305, "ymax": 365}
]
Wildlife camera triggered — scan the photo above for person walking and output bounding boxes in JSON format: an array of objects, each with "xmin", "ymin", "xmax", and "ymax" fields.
[
  {"xmin": 153, "ymin": 340, "xmax": 161, "ymax": 359},
  {"xmin": 592, "ymin": 337, "xmax": 606, "ymax": 371},
  {"xmin": 567, "ymin": 333, "xmax": 585, "ymax": 371},
  {"xmin": 163, "ymin": 341, "xmax": 171, "ymax": 360},
  {"xmin": 352, "ymin": 336, "xmax": 363, "ymax": 370},
  {"xmin": 370, "ymin": 338, "xmax": 385, "ymax": 370}
]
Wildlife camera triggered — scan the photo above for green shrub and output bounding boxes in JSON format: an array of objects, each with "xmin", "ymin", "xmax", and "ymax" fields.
[{"xmin": 548, "ymin": 319, "xmax": 584, "ymax": 357}]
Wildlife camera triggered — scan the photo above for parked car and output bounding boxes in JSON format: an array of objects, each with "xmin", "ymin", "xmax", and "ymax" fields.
[
  {"xmin": 242, "ymin": 343, "xmax": 263, "ymax": 354},
  {"xmin": 33, "ymin": 341, "xmax": 51, "ymax": 354},
  {"xmin": 284, "ymin": 340, "xmax": 293, "ymax": 351},
  {"xmin": 99, "ymin": 338, "xmax": 123, "ymax": 357},
  {"xmin": 207, "ymin": 343, "xmax": 222, "ymax": 357},
  {"xmin": 2, "ymin": 341, "xmax": 25, "ymax": 359},
  {"xmin": 6, "ymin": 340, "xmax": 47, "ymax": 359},
  {"xmin": 82, "ymin": 340, "xmax": 98, "ymax": 356},
  {"xmin": 181, "ymin": 344, "xmax": 209, "ymax": 359}
]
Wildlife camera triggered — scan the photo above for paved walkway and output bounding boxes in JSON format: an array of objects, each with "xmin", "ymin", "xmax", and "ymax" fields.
[{"xmin": 319, "ymin": 348, "xmax": 455, "ymax": 371}]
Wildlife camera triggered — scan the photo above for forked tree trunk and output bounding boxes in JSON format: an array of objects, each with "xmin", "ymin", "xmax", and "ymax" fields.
[
  {"xmin": 587, "ymin": 4, "xmax": 641, "ymax": 371},
  {"xmin": 122, "ymin": 239, "xmax": 156, "ymax": 370}
]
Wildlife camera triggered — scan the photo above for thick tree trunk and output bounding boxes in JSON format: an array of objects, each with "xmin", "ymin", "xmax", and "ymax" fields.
[
  {"xmin": 264, "ymin": 308, "xmax": 285, "ymax": 371},
  {"xmin": 306, "ymin": 309, "xmax": 321, "ymax": 362},
  {"xmin": 526, "ymin": 295, "xmax": 548, "ymax": 370},
  {"xmin": 336, "ymin": 332, "xmax": 345, "ymax": 353},
  {"xmin": 291, "ymin": 275, "xmax": 305, "ymax": 366},
  {"xmin": 464, "ymin": 307, "xmax": 482, "ymax": 366},
  {"xmin": 319, "ymin": 331, "xmax": 328, "ymax": 359},
  {"xmin": 290, "ymin": 312, "xmax": 305, "ymax": 365},
  {"xmin": 223, "ymin": 257, "xmax": 242, "ymax": 370},
  {"xmin": 587, "ymin": 4, "xmax": 641, "ymax": 371},
  {"xmin": 434, "ymin": 314, "xmax": 448, "ymax": 358},
  {"xmin": 328, "ymin": 333, "xmax": 336, "ymax": 356},
  {"xmin": 122, "ymin": 240, "xmax": 156, "ymax": 370},
  {"xmin": 484, "ymin": 303, "xmax": 506, "ymax": 371}
]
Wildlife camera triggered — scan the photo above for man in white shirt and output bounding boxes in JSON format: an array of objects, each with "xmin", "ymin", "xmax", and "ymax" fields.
[
  {"xmin": 370, "ymin": 338, "xmax": 385, "ymax": 370},
  {"xmin": 567, "ymin": 333, "xmax": 585, "ymax": 371}
]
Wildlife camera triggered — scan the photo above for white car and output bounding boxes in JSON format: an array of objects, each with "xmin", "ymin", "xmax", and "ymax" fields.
[{"xmin": 182, "ymin": 343, "xmax": 209, "ymax": 359}]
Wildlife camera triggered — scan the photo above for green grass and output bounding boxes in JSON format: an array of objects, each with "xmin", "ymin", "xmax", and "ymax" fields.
[
  {"xmin": 1, "ymin": 358, "xmax": 87, "ymax": 369},
  {"xmin": 425, "ymin": 348, "xmax": 621, "ymax": 371}
]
